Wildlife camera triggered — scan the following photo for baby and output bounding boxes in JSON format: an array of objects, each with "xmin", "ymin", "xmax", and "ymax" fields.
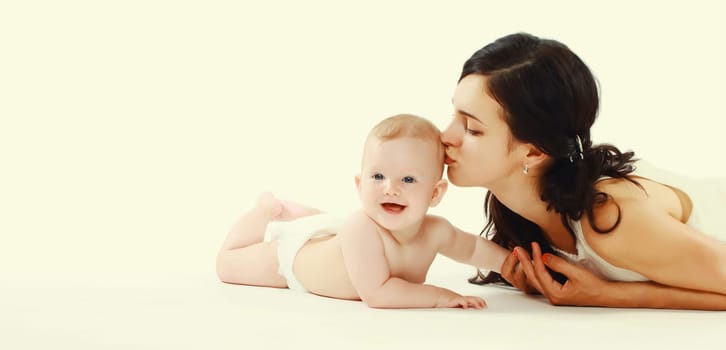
[{"xmin": 216, "ymin": 114, "xmax": 509, "ymax": 308}]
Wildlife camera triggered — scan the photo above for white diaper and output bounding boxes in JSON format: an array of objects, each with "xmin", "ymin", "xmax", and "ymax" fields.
[{"xmin": 263, "ymin": 213, "xmax": 344, "ymax": 292}]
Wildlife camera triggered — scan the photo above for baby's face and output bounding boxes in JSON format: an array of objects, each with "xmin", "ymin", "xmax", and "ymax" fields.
[{"xmin": 357, "ymin": 136, "xmax": 443, "ymax": 232}]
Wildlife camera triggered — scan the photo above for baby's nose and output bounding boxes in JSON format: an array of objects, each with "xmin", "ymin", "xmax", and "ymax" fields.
[{"xmin": 383, "ymin": 181, "xmax": 400, "ymax": 197}]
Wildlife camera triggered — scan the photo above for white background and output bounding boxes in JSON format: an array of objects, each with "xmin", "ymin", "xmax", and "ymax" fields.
[{"xmin": 2, "ymin": 0, "xmax": 724, "ymax": 308}]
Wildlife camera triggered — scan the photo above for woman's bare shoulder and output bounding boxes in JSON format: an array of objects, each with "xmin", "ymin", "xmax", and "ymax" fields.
[{"xmin": 581, "ymin": 177, "xmax": 679, "ymax": 267}]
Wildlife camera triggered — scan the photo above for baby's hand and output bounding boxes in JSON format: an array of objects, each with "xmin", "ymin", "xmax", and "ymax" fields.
[{"xmin": 436, "ymin": 290, "xmax": 487, "ymax": 309}]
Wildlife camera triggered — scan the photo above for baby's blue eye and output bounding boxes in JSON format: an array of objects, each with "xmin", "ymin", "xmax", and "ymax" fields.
[
  {"xmin": 372, "ymin": 173, "xmax": 385, "ymax": 180},
  {"xmin": 402, "ymin": 176, "xmax": 416, "ymax": 184}
]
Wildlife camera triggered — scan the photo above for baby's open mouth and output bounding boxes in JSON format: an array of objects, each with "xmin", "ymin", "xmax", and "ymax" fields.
[{"xmin": 381, "ymin": 203, "xmax": 406, "ymax": 214}]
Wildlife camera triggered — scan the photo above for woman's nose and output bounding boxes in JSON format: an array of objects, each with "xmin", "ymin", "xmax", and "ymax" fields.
[{"xmin": 441, "ymin": 119, "xmax": 461, "ymax": 148}]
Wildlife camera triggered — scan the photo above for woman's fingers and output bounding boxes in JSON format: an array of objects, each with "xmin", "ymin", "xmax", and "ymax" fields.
[
  {"xmin": 499, "ymin": 249, "xmax": 521, "ymax": 287},
  {"xmin": 530, "ymin": 242, "xmax": 563, "ymax": 295},
  {"xmin": 513, "ymin": 248, "xmax": 544, "ymax": 294},
  {"xmin": 503, "ymin": 246, "xmax": 557, "ymax": 294},
  {"xmin": 536, "ymin": 244, "xmax": 587, "ymax": 282}
]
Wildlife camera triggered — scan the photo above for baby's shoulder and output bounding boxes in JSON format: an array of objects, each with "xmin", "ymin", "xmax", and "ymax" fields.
[
  {"xmin": 422, "ymin": 214, "xmax": 452, "ymax": 228},
  {"xmin": 420, "ymin": 215, "xmax": 455, "ymax": 238},
  {"xmin": 339, "ymin": 209, "xmax": 378, "ymax": 232}
]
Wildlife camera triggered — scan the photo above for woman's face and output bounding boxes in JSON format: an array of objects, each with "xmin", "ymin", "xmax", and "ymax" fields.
[{"xmin": 441, "ymin": 74, "xmax": 522, "ymax": 189}]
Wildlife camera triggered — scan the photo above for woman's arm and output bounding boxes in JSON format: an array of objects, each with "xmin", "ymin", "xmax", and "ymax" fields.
[
  {"xmin": 513, "ymin": 179, "xmax": 726, "ymax": 309},
  {"xmin": 517, "ymin": 242, "xmax": 726, "ymax": 310},
  {"xmin": 585, "ymin": 200, "xmax": 726, "ymax": 296}
]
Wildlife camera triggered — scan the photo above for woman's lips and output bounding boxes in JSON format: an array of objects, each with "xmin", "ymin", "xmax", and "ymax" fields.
[{"xmin": 444, "ymin": 155, "xmax": 455, "ymax": 165}]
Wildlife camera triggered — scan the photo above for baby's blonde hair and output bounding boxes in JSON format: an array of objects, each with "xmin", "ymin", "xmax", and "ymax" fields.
[
  {"xmin": 368, "ymin": 114, "xmax": 445, "ymax": 174},
  {"xmin": 370, "ymin": 114, "xmax": 441, "ymax": 143}
]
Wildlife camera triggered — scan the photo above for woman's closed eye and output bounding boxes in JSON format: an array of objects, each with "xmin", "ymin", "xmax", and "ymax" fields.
[
  {"xmin": 464, "ymin": 120, "xmax": 484, "ymax": 136},
  {"xmin": 465, "ymin": 127, "xmax": 483, "ymax": 136}
]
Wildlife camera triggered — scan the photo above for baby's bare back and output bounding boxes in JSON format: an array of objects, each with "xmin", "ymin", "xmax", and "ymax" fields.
[
  {"xmin": 293, "ymin": 234, "xmax": 359, "ymax": 299},
  {"xmin": 293, "ymin": 222, "xmax": 441, "ymax": 300}
]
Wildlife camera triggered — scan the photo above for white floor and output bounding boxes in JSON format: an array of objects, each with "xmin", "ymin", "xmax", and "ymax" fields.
[{"xmin": 4, "ymin": 256, "xmax": 723, "ymax": 350}]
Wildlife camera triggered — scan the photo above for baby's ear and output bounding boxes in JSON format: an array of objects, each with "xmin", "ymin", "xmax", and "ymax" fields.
[
  {"xmin": 429, "ymin": 179, "xmax": 448, "ymax": 207},
  {"xmin": 354, "ymin": 174, "xmax": 361, "ymax": 192}
]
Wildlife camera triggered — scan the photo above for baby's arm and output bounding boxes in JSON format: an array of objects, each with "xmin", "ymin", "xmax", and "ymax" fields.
[
  {"xmin": 435, "ymin": 217, "xmax": 510, "ymax": 273},
  {"xmin": 339, "ymin": 210, "xmax": 485, "ymax": 309}
]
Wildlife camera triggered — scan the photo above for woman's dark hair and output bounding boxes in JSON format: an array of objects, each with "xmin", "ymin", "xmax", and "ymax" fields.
[{"xmin": 462, "ymin": 33, "xmax": 639, "ymax": 285}]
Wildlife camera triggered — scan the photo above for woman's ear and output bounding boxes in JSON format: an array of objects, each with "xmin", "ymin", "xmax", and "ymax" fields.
[
  {"xmin": 522, "ymin": 144, "xmax": 548, "ymax": 173},
  {"xmin": 429, "ymin": 179, "xmax": 449, "ymax": 207}
]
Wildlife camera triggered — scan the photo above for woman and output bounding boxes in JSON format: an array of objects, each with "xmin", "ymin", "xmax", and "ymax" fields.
[{"xmin": 442, "ymin": 32, "xmax": 726, "ymax": 310}]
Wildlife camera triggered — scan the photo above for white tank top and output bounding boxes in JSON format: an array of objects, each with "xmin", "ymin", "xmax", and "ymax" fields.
[{"xmin": 553, "ymin": 160, "xmax": 726, "ymax": 281}]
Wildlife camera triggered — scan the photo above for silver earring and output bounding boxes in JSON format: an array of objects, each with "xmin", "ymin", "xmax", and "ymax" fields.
[{"xmin": 523, "ymin": 164, "xmax": 529, "ymax": 174}]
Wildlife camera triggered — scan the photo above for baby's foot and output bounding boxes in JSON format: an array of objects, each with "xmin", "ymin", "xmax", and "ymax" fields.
[
  {"xmin": 257, "ymin": 192, "xmax": 322, "ymax": 221},
  {"xmin": 276, "ymin": 199, "xmax": 322, "ymax": 221},
  {"xmin": 256, "ymin": 192, "xmax": 283, "ymax": 220}
]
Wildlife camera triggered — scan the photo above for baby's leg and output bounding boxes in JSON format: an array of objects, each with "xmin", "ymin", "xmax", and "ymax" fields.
[
  {"xmin": 219, "ymin": 192, "xmax": 283, "ymax": 250},
  {"xmin": 220, "ymin": 192, "xmax": 321, "ymax": 250},
  {"xmin": 216, "ymin": 192, "xmax": 323, "ymax": 287},
  {"xmin": 217, "ymin": 241, "xmax": 287, "ymax": 288},
  {"xmin": 217, "ymin": 192, "xmax": 288, "ymax": 287}
]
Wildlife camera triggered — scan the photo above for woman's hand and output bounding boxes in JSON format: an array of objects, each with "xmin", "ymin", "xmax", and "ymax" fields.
[
  {"xmin": 500, "ymin": 248, "xmax": 543, "ymax": 295},
  {"xmin": 514, "ymin": 242, "xmax": 613, "ymax": 306}
]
